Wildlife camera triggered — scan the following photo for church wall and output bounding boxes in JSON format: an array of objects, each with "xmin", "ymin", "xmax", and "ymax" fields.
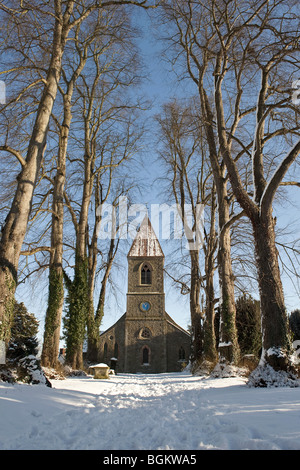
[
  {"xmin": 97, "ymin": 316, "xmax": 191, "ymax": 374},
  {"xmin": 166, "ymin": 321, "xmax": 191, "ymax": 372},
  {"xmin": 124, "ymin": 318, "xmax": 167, "ymax": 373},
  {"xmin": 124, "ymin": 254, "xmax": 170, "ymax": 373},
  {"xmin": 126, "ymin": 293, "xmax": 165, "ymax": 320},
  {"xmin": 97, "ymin": 314, "xmax": 126, "ymax": 372}
]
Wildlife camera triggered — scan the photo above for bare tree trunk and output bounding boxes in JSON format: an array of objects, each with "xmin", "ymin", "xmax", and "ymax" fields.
[
  {"xmin": 214, "ymin": 43, "xmax": 300, "ymax": 374},
  {"xmin": 41, "ymin": 19, "xmax": 94, "ymax": 367},
  {"xmin": 252, "ymin": 211, "xmax": 291, "ymax": 369},
  {"xmin": 156, "ymin": 100, "xmax": 220, "ymax": 367},
  {"xmin": 217, "ymin": 200, "xmax": 240, "ymax": 364},
  {"xmin": 161, "ymin": 0, "xmax": 300, "ymax": 381},
  {"xmin": 200, "ymin": 87, "xmax": 240, "ymax": 364},
  {"xmin": 189, "ymin": 249, "xmax": 203, "ymax": 364},
  {"xmin": 203, "ymin": 187, "xmax": 218, "ymax": 365},
  {"xmin": 0, "ymin": 2, "xmax": 69, "ymax": 349},
  {"xmin": 41, "ymin": 106, "xmax": 68, "ymax": 368}
]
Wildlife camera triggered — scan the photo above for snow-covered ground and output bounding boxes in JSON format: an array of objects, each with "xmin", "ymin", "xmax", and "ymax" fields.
[{"xmin": 1, "ymin": 371, "xmax": 300, "ymax": 451}]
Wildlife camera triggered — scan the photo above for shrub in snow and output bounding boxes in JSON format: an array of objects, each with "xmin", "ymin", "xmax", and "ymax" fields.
[
  {"xmin": 240, "ymin": 354, "xmax": 259, "ymax": 372},
  {"xmin": 64, "ymin": 366, "xmax": 87, "ymax": 377},
  {"xmin": 42, "ymin": 366, "xmax": 66, "ymax": 381},
  {"xmin": 211, "ymin": 362, "xmax": 248, "ymax": 378},
  {"xmin": 0, "ymin": 366, "xmax": 16, "ymax": 383},
  {"xmin": 247, "ymin": 363, "xmax": 299, "ymax": 388},
  {"xmin": 17, "ymin": 355, "xmax": 52, "ymax": 387},
  {"xmin": 192, "ymin": 360, "xmax": 216, "ymax": 376},
  {"xmin": 247, "ymin": 347, "xmax": 300, "ymax": 387}
]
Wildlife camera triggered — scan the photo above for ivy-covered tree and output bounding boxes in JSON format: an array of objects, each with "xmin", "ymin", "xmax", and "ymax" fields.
[
  {"xmin": 62, "ymin": 264, "xmax": 89, "ymax": 370},
  {"xmin": 7, "ymin": 302, "xmax": 39, "ymax": 361},
  {"xmin": 236, "ymin": 294, "xmax": 262, "ymax": 358}
]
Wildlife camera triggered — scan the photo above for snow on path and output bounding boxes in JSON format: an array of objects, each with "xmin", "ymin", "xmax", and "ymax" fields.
[{"xmin": 1, "ymin": 372, "xmax": 300, "ymax": 450}]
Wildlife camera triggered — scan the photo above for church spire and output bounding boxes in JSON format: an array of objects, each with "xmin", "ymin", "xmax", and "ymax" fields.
[{"xmin": 128, "ymin": 215, "xmax": 164, "ymax": 257}]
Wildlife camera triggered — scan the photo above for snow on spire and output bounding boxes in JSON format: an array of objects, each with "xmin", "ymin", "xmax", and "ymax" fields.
[{"xmin": 128, "ymin": 216, "xmax": 164, "ymax": 257}]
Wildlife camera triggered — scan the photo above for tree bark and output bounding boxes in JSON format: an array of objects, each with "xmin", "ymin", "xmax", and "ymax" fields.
[
  {"xmin": 189, "ymin": 248, "xmax": 203, "ymax": 364},
  {"xmin": 161, "ymin": 0, "xmax": 300, "ymax": 379},
  {"xmin": 41, "ymin": 112, "xmax": 68, "ymax": 368},
  {"xmin": 217, "ymin": 199, "xmax": 240, "ymax": 364},
  {"xmin": 65, "ymin": 252, "xmax": 88, "ymax": 370},
  {"xmin": 203, "ymin": 187, "xmax": 218, "ymax": 365},
  {"xmin": 200, "ymin": 87, "xmax": 240, "ymax": 364},
  {"xmin": 0, "ymin": 2, "xmax": 68, "ymax": 348},
  {"xmin": 41, "ymin": 22, "xmax": 92, "ymax": 368},
  {"xmin": 252, "ymin": 211, "xmax": 291, "ymax": 369}
]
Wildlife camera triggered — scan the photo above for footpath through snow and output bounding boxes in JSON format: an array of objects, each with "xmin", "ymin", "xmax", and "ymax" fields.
[{"xmin": 1, "ymin": 371, "xmax": 300, "ymax": 450}]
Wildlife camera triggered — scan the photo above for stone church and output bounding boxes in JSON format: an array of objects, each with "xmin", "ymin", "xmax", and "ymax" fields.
[{"xmin": 97, "ymin": 216, "xmax": 191, "ymax": 373}]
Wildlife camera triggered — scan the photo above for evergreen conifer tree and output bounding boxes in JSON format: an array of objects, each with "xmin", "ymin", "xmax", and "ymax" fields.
[{"xmin": 7, "ymin": 302, "xmax": 39, "ymax": 361}]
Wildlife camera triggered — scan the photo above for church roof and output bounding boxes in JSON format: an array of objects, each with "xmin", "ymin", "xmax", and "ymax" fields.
[{"xmin": 128, "ymin": 216, "xmax": 164, "ymax": 257}]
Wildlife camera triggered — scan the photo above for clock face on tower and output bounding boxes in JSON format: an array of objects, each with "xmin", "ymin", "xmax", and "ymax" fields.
[{"xmin": 140, "ymin": 301, "xmax": 151, "ymax": 312}]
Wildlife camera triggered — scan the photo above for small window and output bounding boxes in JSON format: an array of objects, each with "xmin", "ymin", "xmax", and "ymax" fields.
[
  {"xmin": 141, "ymin": 263, "xmax": 152, "ymax": 285},
  {"xmin": 114, "ymin": 343, "xmax": 119, "ymax": 358},
  {"xmin": 104, "ymin": 342, "xmax": 108, "ymax": 359},
  {"xmin": 142, "ymin": 346, "xmax": 150, "ymax": 365}
]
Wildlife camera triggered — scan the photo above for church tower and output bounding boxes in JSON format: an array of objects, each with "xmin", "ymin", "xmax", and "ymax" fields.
[
  {"xmin": 97, "ymin": 215, "xmax": 191, "ymax": 373},
  {"xmin": 125, "ymin": 216, "xmax": 167, "ymax": 373}
]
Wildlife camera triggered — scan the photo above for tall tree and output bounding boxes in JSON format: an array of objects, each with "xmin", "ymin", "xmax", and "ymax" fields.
[
  {"xmin": 161, "ymin": 0, "xmax": 300, "ymax": 380},
  {"xmin": 63, "ymin": 13, "xmax": 144, "ymax": 368},
  {"xmin": 157, "ymin": 99, "xmax": 218, "ymax": 367},
  {"xmin": 161, "ymin": 0, "xmax": 240, "ymax": 364},
  {"xmin": 41, "ymin": 15, "xmax": 97, "ymax": 368},
  {"xmin": 0, "ymin": 0, "xmax": 155, "ymax": 363},
  {"xmin": 211, "ymin": 0, "xmax": 300, "ymax": 379},
  {"xmin": 0, "ymin": 0, "xmax": 75, "ymax": 351}
]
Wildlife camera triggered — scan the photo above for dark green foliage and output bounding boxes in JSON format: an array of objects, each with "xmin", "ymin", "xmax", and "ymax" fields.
[
  {"xmin": 45, "ymin": 268, "xmax": 64, "ymax": 337},
  {"xmin": 63, "ymin": 255, "xmax": 90, "ymax": 366},
  {"xmin": 289, "ymin": 309, "xmax": 300, "ymax": 341},
  {"xmin": 41, "ymin": 267, "xmax": 64, "ymax": 367},
  {"xmin": 7, "ymin": 301, "xmax": 39, "ymax": 360},
  {"xmin": 220, "ymin": 294, "xmax": 241, "ymax": 363},
  {"xmin": 236, "ymin": 294, "xmax": 262, "ymax": 358}
]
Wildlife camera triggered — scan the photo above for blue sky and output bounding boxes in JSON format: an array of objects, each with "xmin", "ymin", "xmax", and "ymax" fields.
[{"xmin": 97, "ymin": 8, "xmax": 300, "ymax": 333}]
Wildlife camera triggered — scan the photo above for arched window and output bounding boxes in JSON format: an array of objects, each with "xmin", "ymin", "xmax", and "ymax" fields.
[
  {"xmin": 142, "ymin": 346, "xmax": 150, "ymax": 365},
  {"xmin": 179, "ymin": 346, "xmax": 185, "ymax": 360},
  {"xmin": 141, "ymin": 263, "xmax": 152, "ymax": 285},
  {"xmin": 142, "ymin": 347, "xmax": 149, "ymax": 364},
  {"xmin": 114, "ymin": 342, "xmax": 119, "ymax": 358},
  {"xmin": 104, "ymin": 342, "xmax": 108, "ymax": 359}
]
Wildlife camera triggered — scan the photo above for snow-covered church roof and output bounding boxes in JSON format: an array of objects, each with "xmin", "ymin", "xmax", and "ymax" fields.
[{"xmin": 128, "ymin": 216, "xmax": 164, "ymax": 257}]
